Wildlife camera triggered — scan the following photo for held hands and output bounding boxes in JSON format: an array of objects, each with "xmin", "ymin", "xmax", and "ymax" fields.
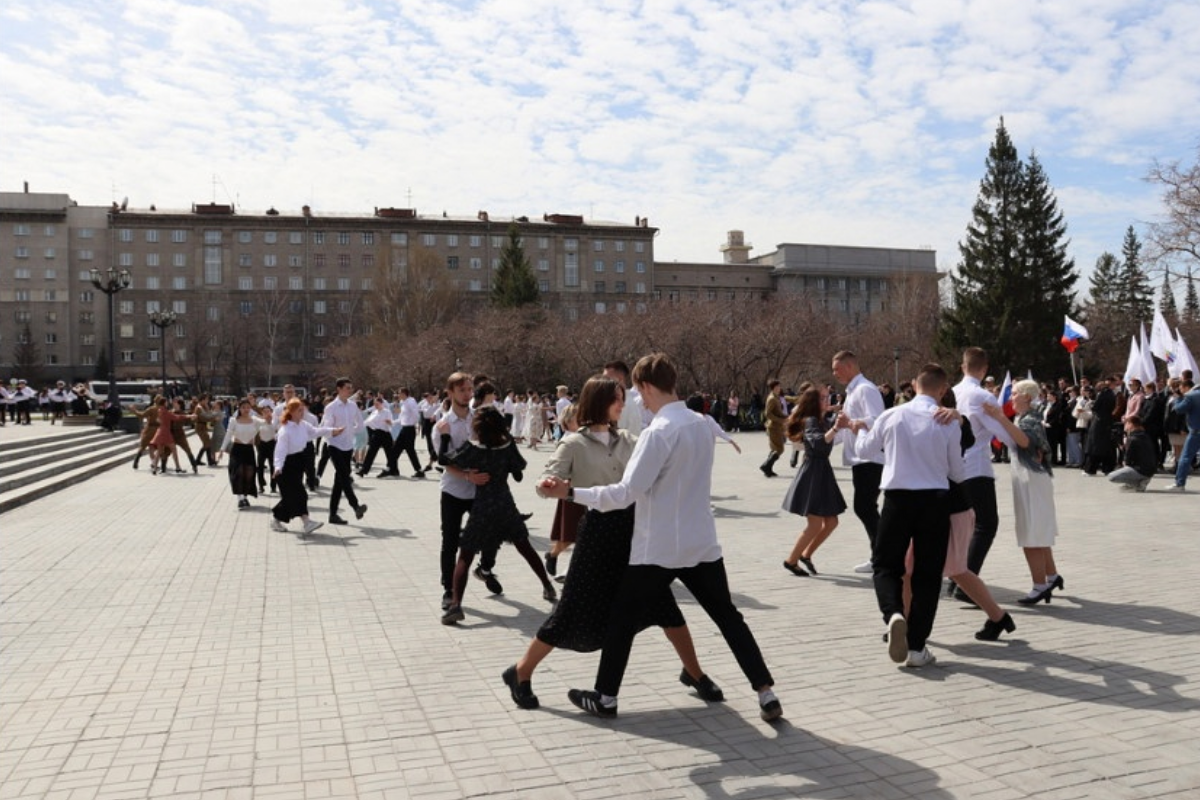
[
  {"xmin": 332, "ymin": 427, "xmax": 346, "ymax": 437},
  {"xmin": 463, "ymin": 469, "xmax": 491, "ymax": 486},
  {"xmin": 538, "ymin": 476, "xmax": 571, "ymax": 499}
]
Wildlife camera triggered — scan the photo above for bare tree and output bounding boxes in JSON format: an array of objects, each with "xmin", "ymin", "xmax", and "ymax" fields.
[
  {"xmin": 1147, "ymin": 148, "xmax": 1200, "ymax": 275},
  {"xmin": 172, "ymin": 315, "xmax": 228, "ymax": 395}
]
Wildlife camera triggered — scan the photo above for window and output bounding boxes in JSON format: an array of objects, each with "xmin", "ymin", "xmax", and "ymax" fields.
[
  {"xmin": 538, "ymin": 237, "xmax": 549, "ymax": 249},
  {"xmin": 313, "ymin": 300, "xmax": 327, "ymax": 314},
  {"xmin": 594, "ymin": 280, "xmax": 606, "ymax": 294},
  {"xmin": 204, "ymin": 230, "xmax": 221, "ymax": 244},
  {"xmin": 289, "ymin": 231, "xmax": 303, "ymax": 245},
  {"xmin": 15, "ymin": 290, "xmax": 30, "ymax": 301},
  {"xmin": 447, "ymin": 234, "xmax": 459, "ymax": 247},
  {"xmin": 566, "ymin": 308, "xmax": 578, "ymax": 321},
  {"xmin": 173, "ymin": 253, "xmax": 186, "ymax": 267},
  {"xmin": 144, "ymin": 253, "xmax": 158, "ymax": 267},
  {"xmin": 147, "ymin": 301, "xmax": 164, "ymax": 315},
  {"xmin": 145, "ymin": 276, "xmax": 160, "ymax": 290},
  {"xmin": 263, "ymin": 276, "xmax": 277, "ymax": 290},
  {"xmin": 491, "ymin": 236, "xmax": 503, "ymax": 248},
  {"xmin": 314, "ymin": 348, "xmax": 327, "ymax": 360},
  {"xmin": 173, "ymin": 276, "xmax": 187, "ymax": 290},
  {"xmin": 121, "ymin": 350, "xmax": 135, "ymax": 363},
  {"xmin": 289, "ymin": 301, "xmax": 303, "ymax": 314},
  {"xmin": 595, "ymin": 302, "xmax": 607, "ymax": 314},
  {"xmin": 615, "ymin": 281, "xmax": 626, "ymax": 293},
  {"xmin": 239, "ymin": 301, "xmax": 253, "ymax": 316},
  {"xmin": 538, "ymin": 279, "xmax": 550, "ymax": 293},
  {"xmin": 594, "ymin": 260, "xmax": 604, "ymax": 273},
  {"xmin": 118, "ymin": 253, "xmax": 133, "ymax": 267},
  {"xmin": 635, "ymin": 261, "xmax": 646, "ymax": 273},
  {"xmin": 469, "ymin": 258, "xmax": 482, "ymax": 270},
  {"xmin": 118, "ymin": 229, "xmax": 133, "ymax": 242},
  {"xmin": 615, "ymin": 241, "xmax": 625, "ymax": 252},
  {"xmin": 362, "ymin": 232, "xmax": 375, "ymax": 245},
  {"xmin": 469, "ymin": 235, "xmax": 482, "ymax": 248},
  {"xmin": 263, "ymin": 254, "xmax": 277, "ymax": 267},
  {"xmin": 146, "ymin": 322, "xmax": 160, "ymax": 338},
  {"xmin": 80, "ymin": 290, "xmax": 94, "ymax": 303},
  {"xmin": 337, "ymin": 254, "xmax": 350, "ymax": 268},
  {"xmin": 491, "ymin": 258, "xmax": 500, "ymax": 270},
  {"xmin": 119, "ymin": 300, "xmax": 134, "ymax": 314},
  {"xmin": 15, "ymin": 246, "xmax": 30, "ymax": 258},
  {"xmin": 79, "ymin": 228, "xmax": 94, "ymax": 239},
  {"xmin": 836, "ymin": 278, "xmax": 846, "ymax": 290},
  {"xmin": 206, "ymin": 306, "xmax": 220, "ymax": 322},
  {"xmin": 815, "ymin": 277, "xmax": 826, "ymax": 290},
  {"xmin": 15, "ymin": 310, "xmax": 31, "ymax": 322},
  {"xmin": 337, "ymin": 277, "xmax": 350, "ymax": 291},
  {"xmin": 635, "ymin": 282, "xmax": 646, "ymax": 294},
  {"xmin": 635, "ymin": 242, "xmax": 645, "ymax": 253},
  {"xmin": 264, "ymin": 231, "xmax": 278, "ymax": 244},
  {"xmin": 616, "ymin": 302, "xmax": 627, "ymax": 314},
  {"xmin": 171, "ymin": 229, "xmax": 187, "ymax": 243},
  {"xmin": 447, "ymin": 256, "xmax": 459, "ymax": 270},
  {"xmin": 238, "ymin": 276, "xmax": 253, "ymax": 290},
  {"xmin": 338, "ymin": 301, "xmax": 351, "ymax": 313},
  {"xmin": 78, "ymin": 250, "xmax": 94, "ymax": 261},
  {"xmin": 79, "ymin": 311, "xmax": 94, "ymax": 323},
  {"xmin": 313, "ymin": 323, "xmax": 326, "ymax": 337},
  {"xmin": 171, "ymin": 300, "xmax": 186, "ymax": 313},
  {"xmin": 77, "ymin": 270, "xmax": 91, "ymax": 281},
  {"xmin": 14, "ymin": 267, "xmax": 30, "ymax": 279},
  {"xmin": 859, "ymin": 279, "xmax": 868, "ymax": 292},
  {"xmin": 313, "ymin": 231, "xmax": 325, "ymax": 244},
  {"xmin": 239, "ymin": 254, "xmax": 252, "ymax": 267},
  {"xmin": 468, "ymin": 279, "xmax": 483, "ymax": 292},
  {"xmin": 145, "ymin": 229, "xmax": 159, "ymax": 243},
  {"xmin": 238, "ymin": 231, "xmax": 253, "ymax": 244},
  {"xmin": 81, "ymin": 355, "xmax": 95, "ymax": 366},
  {"xmin": 565, "ymin": 238, "xmax": 578, "ymax": 251},
  {"xmin": 43, "ymin": 224, "xmax": 57, "ymax": 236},
  {"xmin": 14, "ymin": 223, "xmax": 30, "ymax": 235},
  {"xmin": 45, "ymin": 333, "xmax": 58, "ymax": 344},
  {"xmin": 314, "ymin": 253, "xmax": 326, "ymax": 268},
  {"xmin": 337, "ymin": 232, "xmax": 351, "ymax": 245},
  {"xmin": 174, "ymin": 323, "xmax": 186, "ymax": 338},
  {"xmin": 313, "ymin": 277, "xmax": 327, "ymax": 291},
  {"xmin": 615, "ymin": 260, "xmax": 625, "ymax": 273},
  {"xmin": 147, "ymin": 350, "xmax": 159, "ymax": 363},
  {"xmin": 288, "ymin": 255, "xmax": 303, "ymax": 267},
  {"xmin": 119, "ymin": 324, "xmax": 134, "ymax": 338},
  {"xmin": 361, "ymin": 278, "xmax": 373, "ymax": 291},
  {"xmin": 707, "ymin": 290, "xmax": 717, "ymax": 300},
  {"xmin": 391, "ymin": 232, "xmax": 407, "ymax": 245},
  {"xmin": 81, "ymin": 333, "xmax": 95, "ymax": 345},
  {"xmin": 362, "ymin": 254, "xmax": 374, "ymax": 268},
  {"xmin": 338, "ymin": 322, "xmax": 351, "ymax": 336},
  {"xmin": 593, "ymin": 240, "xmax": 604, "ymax": 252},
  {"xmin": 289, "ymin": 276, "xmax": 303, "ymax": 290},
  {"xmin": 44, "ymin": 247, "xmax": 56, "ymax": 259},
  {"xmin": 422, "ymin": 233, "xmax": 436, "ymax": 247},
  {"xmin": 45, "ymin": 311, "xmax": 57, "ymax": 324}
]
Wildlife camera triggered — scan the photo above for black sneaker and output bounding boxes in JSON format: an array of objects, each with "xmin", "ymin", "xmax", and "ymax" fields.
[
  {"xmin": 473, "ymin": 566, "xmax": 503, "ymax": 595},
  {"xmin": 329, "ymin": 514, "xmax": 349, "ymax": 525},
  {"xmin": 355, "ymin": 504, "xmax": 367, "ymax": 520},
  {"xmin": 544, "ymin": 553, "xmax": 558, "ymax": 577},
  {"xmin": 441, "ymin": 604, "xmax": 464, "ymax": 625},
  {"xmin": 567, "ymin": 689, "xmax": 616, "ymax": 718},
  {"xmin": 679, "ymin": 670, "xmax": 724, "ymax": 702},
  {"xmin": 502, "ymin": 665, "xmax": 539, "ymax": 710},
  {"xmin": 412, "ymin": 471, "xmax": 426, "ymax": 479}
]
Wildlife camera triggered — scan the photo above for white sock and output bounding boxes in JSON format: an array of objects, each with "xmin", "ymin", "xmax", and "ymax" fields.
[
  {"xmin": 758, "ymin": 689, "xmax": 778, "ymax": 706},
  {"xmin": 1046, "ymin": 574, "xmax": 1058, "ymax": 584},
  {"xmin": 599, "ymin": 693, "xmax": 617, "ymax": 707}
]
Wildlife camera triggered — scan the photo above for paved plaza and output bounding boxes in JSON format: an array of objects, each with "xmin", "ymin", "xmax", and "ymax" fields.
[{"xmin": 2, "ymin": 421, "xmax": 1198, "ymax": 800}]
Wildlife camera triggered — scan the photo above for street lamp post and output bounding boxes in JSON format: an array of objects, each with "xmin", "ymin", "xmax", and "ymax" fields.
[
  {"xmin": 90, "ymin": 266, "xmax": 132, "ymax": 409},
  {"xmin": 148, "ymin": 309, "xmax": 178, "ymax": 399},
  {"xmin": 893, "ymin": 346, "xmax": 901, "ymax": 388}
]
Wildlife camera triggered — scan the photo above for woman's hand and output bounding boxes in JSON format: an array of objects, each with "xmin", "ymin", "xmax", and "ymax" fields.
[{"xmin": 538, "ymin": 476, "xmax": 571, "ymax": 499}]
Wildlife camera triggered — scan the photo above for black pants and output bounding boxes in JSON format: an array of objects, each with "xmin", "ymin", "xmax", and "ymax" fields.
[
  {"xmin": 328, "ymin": 446, "xmax": 360, "ymax": 516},
  {"xmin": 873, "ymin": 489, "xmax": 950, "ymax": 653},
  {"xmin": 595, "ymin": 559, "xmax": 773, "ymax": 697},
  {"xmin": 305, "ymin": 442, "xmax": 319, "ymax": 487},
  {"xmin": 361, "ymin": 429, "xmax": 393, "ymax": 474},
  {"xmin": 851, "ymin": 462, "xmax": 883, "ymax": 549},
  {"xmin": 273, "ymin": 451, "xmax": 309, "ymax": 521},
  {"xmin": 421, "ymin": 419, "xmax": 436, "ymax": 465},
  {"xmin": 392, "ymin": 426, "xmax": 422, "ymax": 473},
  {"xmin": 440, "ymin": 493, "xmax": 474, "ymax": 591},
  {"xmin": 963, "ymin": 477, "xmax": 999, "ymax": 576},
  {"xmin": 255, "ymin": 440, "xmax": 277, "ymax": 490}
]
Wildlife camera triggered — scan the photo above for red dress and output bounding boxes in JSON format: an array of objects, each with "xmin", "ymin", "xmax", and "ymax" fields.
[{"xmin": 150, "ymin": 408, "xmax": 186, "ymax": 448}]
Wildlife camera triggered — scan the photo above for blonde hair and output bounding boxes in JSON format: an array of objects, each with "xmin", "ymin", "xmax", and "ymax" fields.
[{"xmin": 1013, "ymin": 379, "xmax": 1040, "ymax": 400}]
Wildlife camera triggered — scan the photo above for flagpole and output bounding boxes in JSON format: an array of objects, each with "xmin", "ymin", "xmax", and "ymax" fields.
[{"xmin": 1069, "ymin": 351, "xmax": 1078, "ymax": 385}]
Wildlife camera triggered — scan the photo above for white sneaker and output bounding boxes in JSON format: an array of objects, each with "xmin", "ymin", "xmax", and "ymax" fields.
[
  {"xmin": 302, "ymin": 519, "xmax": 323, "ymax": 535},
  {"xmin": 904, "ymin": 647, "xmax": 937, "ymax": 668},
  {"xmin": 853, "ymin": 560, "xmax": 873, "ymax": 574},
  {"xmin": 1168, "ymin": 484, "xmax": 1187, "ymax": 493},
  {"xmin": 886, "ymin": 613, "xmax": 908, "ymax": 663},
  {"xmin": 269, "ymin": 518, "xmax": 287, "ymax": 532}
]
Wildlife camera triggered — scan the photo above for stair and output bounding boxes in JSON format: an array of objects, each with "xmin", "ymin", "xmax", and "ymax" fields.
[{"xmin": 0, "ymin": 428, "xmax": 139, "ymax": 514}]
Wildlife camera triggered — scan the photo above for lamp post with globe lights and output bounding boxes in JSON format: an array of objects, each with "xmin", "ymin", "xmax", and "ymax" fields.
[
  {"xmin": 90, "ymin": 266, "xmax": 132, "ymax": 409},
  {"xmin": 148, "ymin": 309, "xmax": 178, "ymax": 399}
]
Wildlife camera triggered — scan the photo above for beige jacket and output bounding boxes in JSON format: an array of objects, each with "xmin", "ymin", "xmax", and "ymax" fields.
[{"xmin": 542, "ymin": 427, "xmax": 637, "ymax": 489}]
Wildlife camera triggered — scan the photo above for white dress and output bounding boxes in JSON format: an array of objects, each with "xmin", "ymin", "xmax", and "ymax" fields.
[
  {"xmin": 1011, "ymin": 412, "xmax": 1058, "ymax": 548},
  {"xmin": 511, "ymin": 401, "xmax": 526, "ymax": 438},
  {"xmin": 525, "ymin": 399, "xmax": 544, "ymax": 441}
]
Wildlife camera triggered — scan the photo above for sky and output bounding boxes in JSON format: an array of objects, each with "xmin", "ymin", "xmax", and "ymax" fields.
[{"xmin": 3, "ymin": 0, "xmax": 1200, "ymax": 288}]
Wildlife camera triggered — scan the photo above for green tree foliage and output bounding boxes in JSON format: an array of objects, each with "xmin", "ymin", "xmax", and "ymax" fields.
[
  {"xmin": 940, "ymin": 120, "xmax": 1079, "ymax": 377},
  {"xmin": 1159, "ymin": 270, "xmax": 1178, "ymax": 322},
  {"xmin": 491, "ymin": 223, "xmax": 539, "ymax": 308},
  {"xmin": 1184, "ymin": 267, "xmax": 1200, "ymax": 326},
  {"xmin": 1089, "ymin": 252, "xmax": 1122, "ymax": 307},
  {"xmin": 1119, "ymin": 226, "xmax": 1153, "ymax": 323}
]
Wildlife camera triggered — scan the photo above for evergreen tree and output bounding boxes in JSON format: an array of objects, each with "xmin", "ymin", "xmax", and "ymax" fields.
[
  {"xmin": 491, "ymin": 223, "xmax": 539, "ymax": 308},
  {"xmin": 940, "ymin": 121, "xmax": 1079, "ymax": 377},
  {"xmin": 1184, "ymin": 267, "xmax": 1200, "ymax": 325},
  {"xmin": 1089, "ymin": 252, "xmax": 1121, "ymax": 307},
  {"xmin": 1119, "ymin": 226, "xmax": 1153, "ymax": 324},
  {"xmin": 1159, "ymin": 270, "xmax": 1178, "ymax": 322}
]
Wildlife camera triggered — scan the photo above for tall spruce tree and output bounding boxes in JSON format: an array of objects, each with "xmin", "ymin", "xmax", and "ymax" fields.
[
  {"xmin": 491, "ymin": 223, "xmax": 539, "ymax": 308},
  {"xmin": 1118, "ymin": 226, "xmax": 1153, "ymax": 325},
  {"xmin": 940, "ymin": 120, "xmax": 1078, "ymax": 377},
  {"xmin": 1089, "ymin": 252, "xmax": 1122, "ymax": 307},
  {"xmin": 1184, "ymin": 267, "xmax": 1200, "ymax": 325},
  {"xmin": 1159, "ymin": 270, "xmax": 1178, "ymax": 322}
]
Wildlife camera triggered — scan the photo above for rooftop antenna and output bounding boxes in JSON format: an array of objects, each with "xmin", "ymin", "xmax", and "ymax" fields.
[
  {"xmin": 407, "ymin": 187, "xmax": 412, "ymax": 207},
  {"xmin": 212, "ymin": 173, "xmax": 217, "ymax": 203}
]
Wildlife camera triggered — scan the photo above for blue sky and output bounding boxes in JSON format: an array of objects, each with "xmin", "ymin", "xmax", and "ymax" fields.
[{"xmin": 3, "ymin": 0, "xmax": 1199, "ymax": 290}]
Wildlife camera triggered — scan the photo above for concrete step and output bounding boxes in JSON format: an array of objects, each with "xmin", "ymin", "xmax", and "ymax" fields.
[
  {"xmin": 0, "ymin": 442, "xmax": 140, "ymax": 515},
  {"xmin": 0, "ymin": 429, "xmax": 119, "ymax": 464},
  {"xmin": 0, "ymin": 433, "xmax": 138, "ymax": 496}
]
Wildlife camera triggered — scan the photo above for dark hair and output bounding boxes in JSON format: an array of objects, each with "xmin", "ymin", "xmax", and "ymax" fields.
[
  {"xmin": 963, "ymin": 347, "xmax": 988, "ymax": 372},
  {"xmin": 446, "ymin": 371, "xmax": 471, "ymax": 391},
  {"xmin": 631, "ymin": 352, "xmax": 677, "ymax": 394},
  {"xmin": 473, "ymin": 382, "xmax": 497, "ymax": 405},
  {"xmin": 785, "ymin": 386, "xmax": 822, "ymax": 440},
  {"xmin": 473, "ymin": 406, "xmax": 511, "ymax": 448},
  {"xmin": 916, "ymin": 363, "xmax": 949, "ymax": 392},
  {"xmin": 575, "ymin": 375, "xmax": 623, "ymax": 428},
  {"xmin": 603, "ymin": 360, "xmax": 630, "ymax": 379},
  {"xmin": 832, "ymin": 350, "xmax": 857, "ymax": 364},
  {"xmin": 768, "ymin": 379, "xmax": 781, "ymax": 391},
  {"xmin": 335, "ymin": 377, "xmax": 352, "ymax": 389}
]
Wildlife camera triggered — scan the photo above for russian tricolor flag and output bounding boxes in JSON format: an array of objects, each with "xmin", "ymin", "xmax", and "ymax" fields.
[
  {"xmin": 998, "ymin": 371, "xmax": 1014, "ymax": 416},
  {"xmin": 1061, "ymin": 315, "xmax": 1089, "ymax": 353}
]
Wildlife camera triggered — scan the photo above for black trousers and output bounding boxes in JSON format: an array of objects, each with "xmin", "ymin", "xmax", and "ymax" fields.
[
  {"xmin": 255, "ymin": 440, "xmax": 276, "ymax": 490},
  {"xmin": 392, "ymin": 426, "xmax": 422, "ymax": 473},
  {"xmin": 851, "ymin": 462, "xmax": 883, "ymax": 549},
  {"xmin": 421, "ymin": 418, "xmax": 436, "ymax": 464},
  {"xmin": 873, "ymin": 489, "xmax": 950, "ymax": 652},
  {"xmin": 327, "ymin": 446, "xmax": 360, "ymax": 516},
  {"xmin": 963, "ymin": 477, "xmax": 999, "ymax": 576},
  {"xmin": 316, "ymin": 441, "xmax": 332, "ymax": 479},
  {"xmin": 361, "ymin": 428, "xmax": 393, "ymax": 473},
  {"xmin": 595, "ymin": 559, "xmax": 773, "ymax": 697},
  {"xmin": 305, "ymin": 442, "xmax": 319, "ymax": 487},
  {"xmin": 440, "ymin": 493, "xmax": 474, "ymax": 591}
]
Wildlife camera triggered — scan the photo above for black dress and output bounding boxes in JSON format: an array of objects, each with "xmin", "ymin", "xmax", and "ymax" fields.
[
  {"xmin": 536, "ymin": 505, "xmax": 685, "ymax": 652},
  {"xmin": 445, "ymin": 441, "xmax": 530, "ymax": 550},
  {"xmin": 781, "ymin": 417, "xmax": 847, "ymax": 517}
]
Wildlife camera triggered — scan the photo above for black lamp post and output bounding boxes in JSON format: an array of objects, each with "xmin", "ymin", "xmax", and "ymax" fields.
[
  {"xmin": 90, "ymin": 266, "xmax": 132, "ymax": 408},
  {"xmin": 893, "ymin": 346, "xmax": 901, "ymax": 388},
  {"xmin": 148, "ymin": 309, "xmax": 178, "ymax": 398}
]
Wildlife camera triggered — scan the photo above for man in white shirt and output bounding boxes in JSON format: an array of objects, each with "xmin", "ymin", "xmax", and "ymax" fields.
[
  {"xmin": 418, "ymin": 391, "xmax": 440, "ymax": 470},
  {"xmin": 832, "ymin": 351, "xmax": 887, "ymax": 573},
  {"xmin": 554, "ymin": 385, "xmax": 571, "ymax": 439},
  {"xmin": 321, "ymin": 377, "xmax": 367, "ymax": 525},
  {"xmin": 359, "ymin": 396, "xmax": 397, "ymax": 477},
  {"xmin": 847, "ymin": 363, "xmax": 966, "ymax": 668},
  {"xmin": 434, "ymin": 372, "xmax": 488, "ymax": 611},
  {"xmin": 390, "ymin": 387, "xmax": 425, "ymax": 478},
  {"xmin": 603, "ymin": 360, "xmax": 643, "ymax": 435},
  {"xmin": 953, "ymin": 347, "xmax": 1016, "ymax": 581},
  {"xmin": 541, "ymin": 353, "xmax": 782, "ymax": 722}
]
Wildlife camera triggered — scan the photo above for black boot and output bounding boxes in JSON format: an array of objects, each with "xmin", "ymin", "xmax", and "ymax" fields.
[
  {"xmin": 789, "ymin": 450, "xmax": 799, "ymax": 468},
  {"xmin": 759, "ymin": 452, "xmax": 780, "ymax": 478}
]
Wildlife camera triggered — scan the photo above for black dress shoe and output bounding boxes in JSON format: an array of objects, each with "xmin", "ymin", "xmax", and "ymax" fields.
[
  {"xmin": 953, "ymin": 588, "xmax": 979, "ymax": 607},
  {"xmin": 441, "ymin": 591, "xmax": 453, "ymax": 611},
  {"xmin": 1017, "ymin": 585, "xmax": 1054, "ymax": 605},
  {"xmin": 329, "ymin": 514, "xmax": 349, "ymax": 525},
  {"xmin": 544, "ymin": 553, "xmax": 558, "ymax": 577},
  {"xmin": 782, "ymin": 560, "xmax": 809, "ymax": 577},
  {"xmin": 1051, "ymin": 575, "xmax": 1065, "ymax": 591},
  {"xmin": 355, "ymin": 504, "xmax": 367, "ymax": 520},
  {"xmin": 502, "ymin": 666, "xmax": 539, "ymax": 710},
  {"xmin": 799, "ymin": 556, "xmax": 818, "ymax": 575},
  {"xmin": 975, "ymin": 612, "xmax": 1016, "ymax": 641},
  {"xmin": 679, "ymin": 670, "xmax": 724, "ymax": 702}
]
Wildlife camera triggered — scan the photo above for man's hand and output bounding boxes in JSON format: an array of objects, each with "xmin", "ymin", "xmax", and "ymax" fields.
[
  {"xmin": 932, "ymin": 407, "xmax": 960, "ymax": 426},
  {"xmin": 538, "ymin": 476, "xmax": 571, "ymax": 499},
  {"xmin": 463, "ymin": 469, "xmax": 490, "ymax": 486}
]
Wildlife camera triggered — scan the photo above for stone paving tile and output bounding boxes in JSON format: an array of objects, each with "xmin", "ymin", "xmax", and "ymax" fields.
[{"xmin": 2, "ymin": 421, "xmax": 1198, "ymax": 799}]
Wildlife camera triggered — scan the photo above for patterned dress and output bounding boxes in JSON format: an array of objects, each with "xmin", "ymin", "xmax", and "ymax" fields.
[{"xmin": 445, "ymin": 441, "xmax": 531, "ymax": 550}]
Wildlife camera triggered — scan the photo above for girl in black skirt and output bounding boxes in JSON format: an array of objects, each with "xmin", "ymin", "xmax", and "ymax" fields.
[
  {"xmin": 270, "ymin": 398, "xmax": 343, "ymax": 537},
  {"xmin": 440, "ymin": 407, "xmax": 557, "ymax": 624},
  {"xmin": 217, "ymin": 398, "xmax": 263, "ymax": 510},
  {"xmin": 781, "ymin": 384, "xmax": 846, "ymax": 577},
  {"xmin": 500, "ymin": 376, "xmax": 722, "ymax": 710}
]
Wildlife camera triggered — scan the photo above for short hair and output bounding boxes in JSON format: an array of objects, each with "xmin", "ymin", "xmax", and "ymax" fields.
[
  {"xmin": 398, "ymin": 387, "xmax": 410, "ymax": 398},
  {"xmin": 335, "ymin": 377, "xmax": 352, "ymax": 389},
  {"xmin": 632, "ymin": 353, "xmax": 677, "ymax": 394},
  {"xmin": 768, "ymin": 379, "xmax": 781, "ymax": 391},
  {"xmin": 1125, "ymin": 415, "xmax": 1144, "ymax": 427},
  {"xmin": 575, "ymin": 375, "xmax": 623, "ymax": 428},
  {"xmin": 446, "ymin": 371, "xmax": 472, "ymax": 392},
  {"xmin": 915, "ymin": 363, "xmax": 949, "ymax": 393},
  {"xmin": 832, "ymin": 350, "xmax": 857, "ymax": 365},
  {"xmin": 963, "ymin": 347, "xmax": 988, "ymax": 372},
  {"xmin": 556, "ymin": 384, "xmax": 569, "ymax": 394},
  {"xmin": 474, "ymin": 382, "xmax": 497, "ymax": 405},
  {"xmin": 603, "ymin": 360, "xmax": 631, "ymax": 379},
  {"xmin": 1013, "ymin": 379, "xmax": 1040, "ymax": 400}
]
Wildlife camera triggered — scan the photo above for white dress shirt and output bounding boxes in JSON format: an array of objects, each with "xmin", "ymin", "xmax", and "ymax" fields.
[
  {"xmin": 836, "ymin": 372, "xmax": 886, "ymax": 466},
  {"xmin": 953, "ymin": 376, "xmax": 1014, "ymax": 480},
  {"xmin": 321, "ymin": 396, "xmax": 363, "ymax": 451},
  {"xmin": 273, "ymin": 421, "xmax": 334, "ymax": 472},
  {"xmin": 222, "ymin": 418, "xmax": 263, "ymax": 449},
  {"xmin": 572, "ymin": 400, "xmax": 723, "ymax": 569},
  {"xmin": 397, "ymin": 396, "xmax": 420, "ymax": 427},
  {"xmin": 849, "ymin": 394, "xmax": 967, "ymax": 490},
  {"xmin": 617, "ymin": 385, "xmax": 644, "ymax": 435},
  {"xmin": 364, "ymin": 405, "xmax": 394, "ymax": 432},
  {"xmin": 436, "ymin": 407, "xmax": 475, "ymax": 500}
]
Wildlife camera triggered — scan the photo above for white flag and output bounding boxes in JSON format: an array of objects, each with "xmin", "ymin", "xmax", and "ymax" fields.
[
  {"xmin": 1172, "ymin": 328, "xmax": 1198, "ymax": 379},
  {"xmin": 1139, "ymin": 322, "xmax": 1157, "ymax": 383},
  {"xmin": 1149, "ymin": 308, "xmax": 1176, "ymax": 364}
]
